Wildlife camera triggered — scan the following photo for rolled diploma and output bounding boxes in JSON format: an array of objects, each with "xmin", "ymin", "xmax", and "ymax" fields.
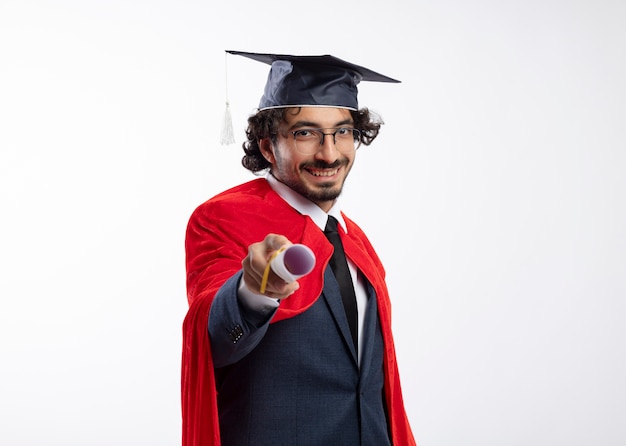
[{"xmin": 270, "ymin": 244, "xmax": 316, "ymax": 283}]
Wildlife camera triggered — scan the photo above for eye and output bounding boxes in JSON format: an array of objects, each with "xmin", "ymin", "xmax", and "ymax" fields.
[
  {"xmin": 293, "ymin": 129, "xmax": 318, "ymax": 140},
  {"xmin": 335, "ymin": 128, "xmax": 356, "ymax": 140}
]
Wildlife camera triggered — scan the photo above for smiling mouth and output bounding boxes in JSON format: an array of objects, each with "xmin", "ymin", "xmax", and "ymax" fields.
[{"xmin": 307, "ymin": 167, "xmax": 340, "ymax": 177}]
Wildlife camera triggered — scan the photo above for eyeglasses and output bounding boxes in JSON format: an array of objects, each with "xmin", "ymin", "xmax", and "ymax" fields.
[{"xmin": 285, "ymin": 127, "xmax": 362, "ymax": 155}]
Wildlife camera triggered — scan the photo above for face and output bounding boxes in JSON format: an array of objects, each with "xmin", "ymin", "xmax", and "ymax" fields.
[{"xmin": 260, "ymin": 107, "xmax": 356, "ymax": 212}]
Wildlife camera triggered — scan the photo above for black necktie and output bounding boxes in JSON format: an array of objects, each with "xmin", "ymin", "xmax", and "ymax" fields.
[{"xmin": 324, "ymin": 216, "xmax": 358, "ymax": 351}]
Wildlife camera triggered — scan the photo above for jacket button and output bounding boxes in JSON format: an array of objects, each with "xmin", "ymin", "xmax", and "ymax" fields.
[{"xmin": 229, "ymin": 324, "xmax": 243, "ymax": 343}]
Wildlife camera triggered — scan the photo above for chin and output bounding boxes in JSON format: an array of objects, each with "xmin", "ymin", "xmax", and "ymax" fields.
[{"xmin": 307, "ymin": 185, "xmax": 342, "ymax": 202}]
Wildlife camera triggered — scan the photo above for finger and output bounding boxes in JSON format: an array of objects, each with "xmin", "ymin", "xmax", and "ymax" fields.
[
  {"xmin": 262, "ymin": 279, "xmax": 300, "ymax": 300},
  {"xmin": 243, "ymin": 257, "xmax": 301, "ymax": 299},
  {"xmin": 246, "ymin": 242, "xmax": 269, "ymax": 276},
  {"xmin": 241, "ymin": 256, "xmax": 262, "ymax": 285},
  {"xmin": 264, "ymin": 233, "xmax": 292, "ymax": 253}
]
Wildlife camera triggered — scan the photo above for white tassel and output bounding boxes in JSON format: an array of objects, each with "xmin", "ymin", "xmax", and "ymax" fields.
[
  {"xmin": 220, "ymin": 101, "xmax": 235, "ymax": 145},
  {"xmin": 220, "ymin": 51, "xmax": 236, "ymax": 146}
]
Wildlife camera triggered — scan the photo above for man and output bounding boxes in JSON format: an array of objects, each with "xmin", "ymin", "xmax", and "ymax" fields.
[{"xmin": 182, "ymin": 50, "xmax": 416, "ymax": 446}]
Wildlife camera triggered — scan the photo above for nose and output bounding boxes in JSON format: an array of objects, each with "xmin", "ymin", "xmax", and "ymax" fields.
[{"xmin": 314, "ymin": 132, "xmax": 340, "ymax": 161}]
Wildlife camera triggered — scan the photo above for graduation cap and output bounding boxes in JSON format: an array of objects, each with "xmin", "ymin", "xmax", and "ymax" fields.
[
  {"xmin": 220, "ymin": 50, "xmax": 400, "ymax": 145},
  {"xmin": 227, "ymin": 50, "xmax": 400, "ymax": 110}
]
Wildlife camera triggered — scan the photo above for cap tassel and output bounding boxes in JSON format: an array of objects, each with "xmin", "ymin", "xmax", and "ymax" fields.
[
  {"xmin": 220, "ymin": 101, "xmax": 235, "ymax": 146},
  {"xmin": 220, "ymin": 51, "xmax": 236, "ymax": 146}
]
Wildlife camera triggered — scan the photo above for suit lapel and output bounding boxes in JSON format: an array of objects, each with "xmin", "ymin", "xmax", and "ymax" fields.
[
  {"xmin": 322, "ymin": 266, "xmax": 358, "ymax": 364},
  {"xmin": 358, "ymin": 282, "xmax": 378, "ymax": 383}
]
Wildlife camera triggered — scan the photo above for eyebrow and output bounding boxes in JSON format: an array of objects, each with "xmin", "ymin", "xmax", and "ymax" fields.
[{"xmin": 288, "ymin": 118, "xmax": 354, "ymax": 129}]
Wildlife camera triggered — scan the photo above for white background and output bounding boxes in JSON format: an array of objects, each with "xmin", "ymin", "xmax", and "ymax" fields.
[{"xmin": 1, "ymin": 0, "xmax": 625, "ymax": 445}]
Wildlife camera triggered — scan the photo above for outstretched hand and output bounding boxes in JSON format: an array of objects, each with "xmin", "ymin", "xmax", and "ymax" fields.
[{"xmin": 241, "ymin": 234, "xmax": 300, "ymax": 300}]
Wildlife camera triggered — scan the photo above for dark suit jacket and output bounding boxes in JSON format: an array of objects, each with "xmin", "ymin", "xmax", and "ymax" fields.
[{"xmin": 209, "ymin": 268, "xmax": 392, "ymax": 446}]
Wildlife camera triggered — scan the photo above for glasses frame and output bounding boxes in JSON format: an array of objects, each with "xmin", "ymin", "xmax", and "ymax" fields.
[{"xmin": 284, "ymin": 127, "xmax": 362, "ymax": 154}]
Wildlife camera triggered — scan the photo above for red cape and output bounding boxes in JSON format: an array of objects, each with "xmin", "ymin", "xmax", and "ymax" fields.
[{"xmin": 182, "ymin": 178, "xmax": 416, "ymax": 445}]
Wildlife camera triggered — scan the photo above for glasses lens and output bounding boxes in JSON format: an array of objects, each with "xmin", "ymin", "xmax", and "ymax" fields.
[
  {"xmin": 335, "ymin": 128, "xmax": 361, "ymax": 151},
  {"xmin": 292, "ymin": 129, "xmax": 321, "ymax": 154}
]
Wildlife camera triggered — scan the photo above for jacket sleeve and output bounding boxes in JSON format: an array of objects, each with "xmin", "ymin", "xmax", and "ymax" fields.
[{"xmin": 208, "ymin": 272, "xmax": 277, "ymax": 368}]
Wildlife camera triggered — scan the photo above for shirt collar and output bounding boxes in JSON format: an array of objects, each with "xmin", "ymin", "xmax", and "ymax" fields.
[{"xmin": 266, "ymin": 174, "xmax": 348, "ymax": 233}]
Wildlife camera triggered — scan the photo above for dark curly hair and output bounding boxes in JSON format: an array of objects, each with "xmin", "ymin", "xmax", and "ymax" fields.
[{"xmin": 241, "ymin": 107, "xmax": 384, "ymax": 173}]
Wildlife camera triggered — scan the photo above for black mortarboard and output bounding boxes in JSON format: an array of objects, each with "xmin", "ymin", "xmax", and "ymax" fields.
[{"xmin": 226, "ymin": 50, "xmax": 401, "ymax": 111}]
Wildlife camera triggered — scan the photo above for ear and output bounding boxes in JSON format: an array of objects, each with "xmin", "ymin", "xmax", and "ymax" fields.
[{"xmin": 259, "ymin": 138, "xmax": 275, "ymax": 163}]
